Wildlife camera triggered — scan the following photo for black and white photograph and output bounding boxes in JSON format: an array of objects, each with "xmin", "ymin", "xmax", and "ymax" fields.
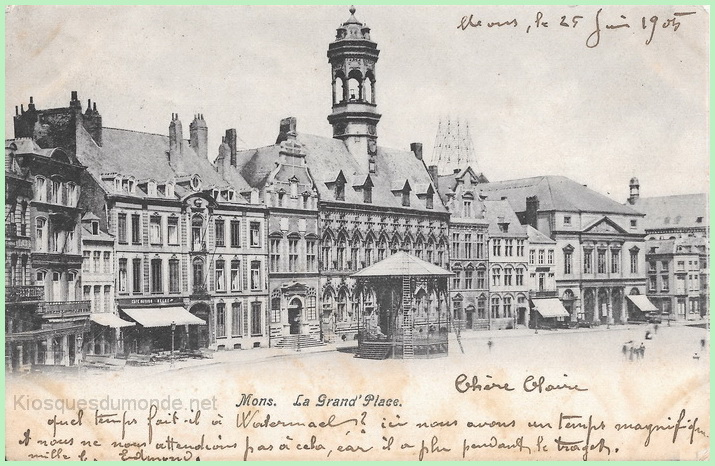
[{"xmin": 4, "ymin": 4, "xmax": 709, "ymax": 460}]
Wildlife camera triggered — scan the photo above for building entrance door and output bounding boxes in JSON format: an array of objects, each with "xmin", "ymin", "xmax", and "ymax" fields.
[
  {"xmin": 189, "ymin": 303, "xmax": 210, "ymax": 349},
  {"xmin": 289, "ymin": 298, "xmax": 302, "ymax": 334}
]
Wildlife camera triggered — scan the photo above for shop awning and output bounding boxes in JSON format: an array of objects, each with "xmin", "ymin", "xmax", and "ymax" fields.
[
  {"xmin": 627, "ymin": 295, "xmax": 658, "ymax": 313},
  {"xmin": 532, "ymin": 298, "xmax": 570, "ymax": 318},
  {"xmin": 122, "ymin": 307, "xmax": 206, "ymax": 328},
  {"xmin": 90, "ymin": 313, "xmax": 135, "ymax": 328},
  {"xmin": 6, "ymin": 324, "xmax": 85, "ymax": 342}
]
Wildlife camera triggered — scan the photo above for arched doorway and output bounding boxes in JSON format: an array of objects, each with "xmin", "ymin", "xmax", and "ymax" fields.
[
  {"xmin": 288, "ymin": 297, "xmax": 303, "ymax": 335},
  {"xmin": 189, "ymin": 303, "xmax": 210, "ymax": 349}
]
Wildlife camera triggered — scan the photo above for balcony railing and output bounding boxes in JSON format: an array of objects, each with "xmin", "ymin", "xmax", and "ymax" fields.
[
  {"xmin": 6, "ymin": 285, "xmax": 45, "ymax": 302},
  {"xmin": 529, "ymin": 290, "xmax": 559, "ymax": 298},
  {"xmin": 38, "ymin": 300, "xmax": 91, "ymax": 317}
]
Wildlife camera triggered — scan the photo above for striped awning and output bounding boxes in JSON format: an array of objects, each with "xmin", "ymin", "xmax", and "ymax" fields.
[
  {"xmin": 122, "ymin": 307, "xmax": 206, "ymax": 328},
  {"xmin": 532, "ymin": 298, "xmax": 570, "ymax": 318},
  {"xmin": 627, "ymin": 295, "xmax": 658, "ymax": 313},
  {"xmin": 90, "ymin": 313, "xmax": 135, "ymax": 328}
]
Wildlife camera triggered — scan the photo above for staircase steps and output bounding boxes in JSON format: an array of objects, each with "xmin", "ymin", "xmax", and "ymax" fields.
[
  {"xmin": 356, "ymin": 342, "xmax": 392, "ymax": 360},
  {"xmin": 273, "ymin": 334, "xmax": 326, "ymax": 349}
]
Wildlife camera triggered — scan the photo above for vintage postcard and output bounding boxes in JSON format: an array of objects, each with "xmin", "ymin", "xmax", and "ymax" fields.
[{"xmin": 4, "ymin": 4, "xmax": 709, "ymax": 461}]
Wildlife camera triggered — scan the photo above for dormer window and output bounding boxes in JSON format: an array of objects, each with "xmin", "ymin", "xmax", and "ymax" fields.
[
  {"xmin": 147, "ymin": 181, "xmax": 157, "ymax": 197},
  {"xmin": 91, "ymin": 221, "xmax": 99, "ymax": 236},
  {"xmin": 364, "ymin": 186, "xmax": 372, "ymax": 203},
  {"xmin": 335, "ymin": 181, "xmax": 345, "ymax": 201},
  {"xmin": 227, "ymin": 190, "xmax": 235, "ymax": 202},
  {"xmin": 402, "ymin": 190, "xmax": 410, "ymax": 207},
  {"xmin": 277, "ymin": 190, "xmax": 285, "ymax": 207},
  {"xmin": 114, "ymin": 179, "xmax": 121, "ymax": 192},
  {"xmin": 563, "ymin": 216, "xmax": 572, "ymax": 226},
  {"xmin": 166, "ymin": 183, "xmax": 175, "ymax": 198},
  {"xmin": 426, "ymin": 193, "xmax": 434, "ymax": 210}
]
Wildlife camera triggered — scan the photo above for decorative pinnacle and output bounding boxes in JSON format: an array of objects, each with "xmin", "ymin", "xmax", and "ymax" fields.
[{"xmin": 349, "ymin": 5, "xmax": 356, "ymax": 15}]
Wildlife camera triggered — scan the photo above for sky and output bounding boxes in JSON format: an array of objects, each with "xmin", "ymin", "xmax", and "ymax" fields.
[{"xmin": 5, "ymin": 5, "xmax": 709, "ymax": 202}]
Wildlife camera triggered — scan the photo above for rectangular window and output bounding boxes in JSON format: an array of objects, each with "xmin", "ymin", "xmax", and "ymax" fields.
[
  {"xmin": 648, "ymin": 261, "xmax": 656, "ymax": 273},
  {"xmin": 492, "ymin": 268, "xmax": 501, "ymax": 287},
  {"xmin": 307, "ymin": 296, "xmax": 317, "ymax": 320},
  {"xmin": 516, "ymin": 240, "xmax": 525, "ymax": 256},
  {"xmin": 529, "ymin": 250, "xmax": 535, "ymax": 264},
  {"xmin": 661, "ymin": 260, "xmax": 669, "ymax": 271},
  {"xmin": 215, "ymin": 260, "xmax": 225, "ymax": 292},
  {"xmin": 169, "ymin": 259, "xmax": 180, "ymax": 293},
  {"xmin": 564, "ymin": 216, "xmax": 572, "ymax": 226},
  {"xmin": 231, "ymin": 260, "xmax": 240, "ymax": 291},
  {"xmin": 307, "ymin": 240, "xmax": 317, "ymax": 272},
  {"xmin": 118, "ymin": 259, "xmax": 128, "ymax": 292},
  {"xmin": 516, "ymin": 268, "xmax": 524, "ymax": 286},
  {"xmin": 597, "ymin": 250, "xmax": 606, "ymax": 274},
  {"xmin": 504, "ymin": 268, "xmax": 512, "ymax": 286},
  {"xmin": 230, "ymin": 220, "xmax": 240, "ymax": 247},
  {"xmin": 505, "ymin": 239, "xmax": 513, "ymax": 256},
  {"xmin": 464, "ymin": 270, "xmax": 473, "ymax": 289},
  {"xmin": 251, "ymin": 302, "xmax": 262, "ymax": 336},
  {"xmin": 564, "ymin": 251, "xmax": 573, "ymax": 275},
  {"xmin": 131, "ymin": 214, "xmax": 141, "ymax": 244},
  {"xmin": 231, "ymin": 303, "xmax": 242, "ymax": 336},
  {"xmin": 584, "ymin": 250, "xmax": 593, "ymax": 274},
  {"xmin": 611, "ymin": 250, "xmax": 620, "ymax": 274},
  {"xmin": 476, "ymin": 234, "xmax": 485, "ymax": 258},
  {"xmin": 289, "ymin": 239, "xmax": 299, "ymax": 272},
  {"xmin": 676, "ymin": 260, "xmax": 685, "ymax": 271},
  {"xmin": 35, "ymin": 177, "xmax": 47, "ymax": 202},
  {"xmin": 118, "ymin": 214, "xmax": 127, "ymax": 243},
  {"xmin": 492, "ymin": 239, "xmax": 501, "ymax": 256},
  {"xmin": 215, "ymin": 219, "xmax": 225, "ymax": 247},
  {"xmin": 661, "ymin": 275, "xmax": 669, "ymax": 292},
  {"xmin": 364, "ymin": 187, "xmax": 372, "ymax": 204},
  {"xmin": 167, "ymin": 217, "xmax": 179, "ymax": 245},
  {"xmin": 93, "ymin": 251, "xmax": 101, "ymax": 273},
  {"xmin": 83, "ymin": 251, "xmax": 91, "ymax": 272},
  {"xmin": 132, "ymin": 259, "xmax": 142, "ymax": 294},
  {"xmin": 477, "ymin": 270, "xmax": 487, "ymax": 290},
  {"xmin": 630, "ymin": 251, "xmax": 639, "ymax": 274},
  {"xmin": 464, "ymin": 234, "xmax": 472, "ymax": 258},
  {"xmin": 250, "ymin": 261, "xmax": 261, "ymax": 290},
  {"xmin": 270, "ymin": 239, "xmax": 280, "ymax": 272},
  {"xmin": 271, "ymin": 298, "xmax": 281, "ymax": 323},
  {"xmin": 547, "ymin": 250, "xmax": 554, "ymax": 265},
  {"xmin": 538, "ymin": 249, "xmax": 544, "ymax": 265},
  {"xmin": 216, "ymin": 303, "xmax": 226, "ymax": 338},
  {"xmin": 150, "ymin": 259, "xmax": 162, "ymax": 293},
  {"xmin": 648, "ymin": 275, "xmax": 657, "ymax": 292},
  {"xmin": 150, "ymin": 216, "xmax": 162, "ymax": 244},
  {"xmin": 452, "ymin": 271, "xmax": 461, "ymax": 289},
  {"xmin": 250, "ymin": 222, "xmax": 261, "ymax": 247},
  {"xmin": 102, "ymin": 252, "xmax": 110, "ymax": 273},
  {"xmin": 452, "ymin": 233, "xmax": 460, "ymax": 258}
]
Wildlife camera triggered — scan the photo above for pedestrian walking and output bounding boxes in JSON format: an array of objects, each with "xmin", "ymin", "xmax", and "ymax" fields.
[
  {"xmin": 622, "ymin": 343, "xmax": 628, "ymax": 360},
  {"xmin": 487, "ymin": 339, "xmax": 493, "ymax": 353},
  {"xmin": 639, "ymin": 343, "xmax": 646, "ymax": 359},
  {"xmin": 700, "ymin": 338, "xmax": 706, "ymax": 351},
  {"xmin": 654, "ymin": 323, "xmax": 659, "ymax": 334},
  {"xmin": 629, "ymin": 345, "xmax": 634, "ymax": 362}
]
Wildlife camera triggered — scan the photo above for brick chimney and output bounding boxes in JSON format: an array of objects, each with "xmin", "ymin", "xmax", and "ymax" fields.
[
  {"xmin": 190, "ymin": 114, "xmax": 208, "ymax": 160},
  {"xmin": 169, "ymin": 113, "xmax": 183, "ymax": 162},
  {"xmin": 525, "ymin": 195, "xmax": 539, "ymax": 228},
  {"xmin": 276, "ymin": 117, "xmax": 297, "ymax": 144},
  {"xmin": 628, "ymin": 177, "xmax": 640, "ymax": 204},
  {"xmin": 225, "ymin": 128, "xmax": 237, "ymax": 166},
  {"xmin": 410, "ymin": 142, "xmax": 423, "ymax": 160}
]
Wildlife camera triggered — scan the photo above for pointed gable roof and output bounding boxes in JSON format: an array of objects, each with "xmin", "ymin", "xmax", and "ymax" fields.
[
  {"xmin": 581, "ymin": 216, "xmax": 629, "ymax": 235},
  {"xmin": 352, "ymin": 251, "xmax": 453, "ymax": 277}
]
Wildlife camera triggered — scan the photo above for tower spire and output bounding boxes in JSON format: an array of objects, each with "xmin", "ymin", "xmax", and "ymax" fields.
[{"xmin": 429, "ymin": 117, "xmax": 481, "ymax": 175}]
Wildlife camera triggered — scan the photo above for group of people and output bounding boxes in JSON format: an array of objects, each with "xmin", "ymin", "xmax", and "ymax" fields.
[{"xmin": 622, "ymin": 340, "xmax": 646, "ymax": 361}]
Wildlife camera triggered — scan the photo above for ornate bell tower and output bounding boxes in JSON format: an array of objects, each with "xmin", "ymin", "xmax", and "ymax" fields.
[{"xmin": 327, "ymin": 6, "xmax": 381, "ymax": 172}]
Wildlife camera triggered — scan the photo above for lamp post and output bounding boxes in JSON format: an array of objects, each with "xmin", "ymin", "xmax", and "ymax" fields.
[{"xmin": 170, "ymin": 321, "xmax": 176, "ymax": 368}]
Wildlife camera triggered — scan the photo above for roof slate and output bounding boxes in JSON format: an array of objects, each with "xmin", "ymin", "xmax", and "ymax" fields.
[
  {"xmin": 630, "ymin": 194, "xmax": 708, "ymax": 230},
  {"xmin": 483, "ymin": 199, "xmax": 527, "ymax": 237},
  {"xmin": 526, "ymin": 225, "xmax": 555, "ymax": 244},
  {"xmin": 232, "ymin": 133, "xmax": 447, "ymax": 213},
  {"xmin": 76, "ymin": 127, "xmax": 252, "ymax": 197},
  {"xmin": 479, "ymin": 176, "xmax": 640, "ymax": 215}
]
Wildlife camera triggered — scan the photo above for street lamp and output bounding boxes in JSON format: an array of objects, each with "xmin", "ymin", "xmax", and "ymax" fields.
[{"xmin": 170, "ymin": 321, "xmax": 176, "ymax": 367}]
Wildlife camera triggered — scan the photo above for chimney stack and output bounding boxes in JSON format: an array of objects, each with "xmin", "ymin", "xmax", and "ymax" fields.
[
  {"xmin": 410, "ymin": 142, "xmax": 423, "ymax": 160},
  {"xmin": 276, "ymin": 116, "xmax": 297, "ymax": 144},
  {"xmin": 169, "ymin": 113, "xmax": 183, "ymax": 162},
  {"xmin": 628, "ymin": 177, "xmax": 640, "ymax": 204},
  {"xmin": 189, "ymin": 113, "xmax": 208, "ymax": 160},
  {"xmin": 525, "ymin": 195, "xmax": 539, "ymax": 228},
  {"xmin": 70, "ymin": 91, "xmax": 81, "ymax": 109},
  {"xmin": 225, "ymin": 129, "xmax": 237, "ymax": 166},
  {"xmin": 28, "ymin": 96, "xmax": 35, "ymax": 111}
]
